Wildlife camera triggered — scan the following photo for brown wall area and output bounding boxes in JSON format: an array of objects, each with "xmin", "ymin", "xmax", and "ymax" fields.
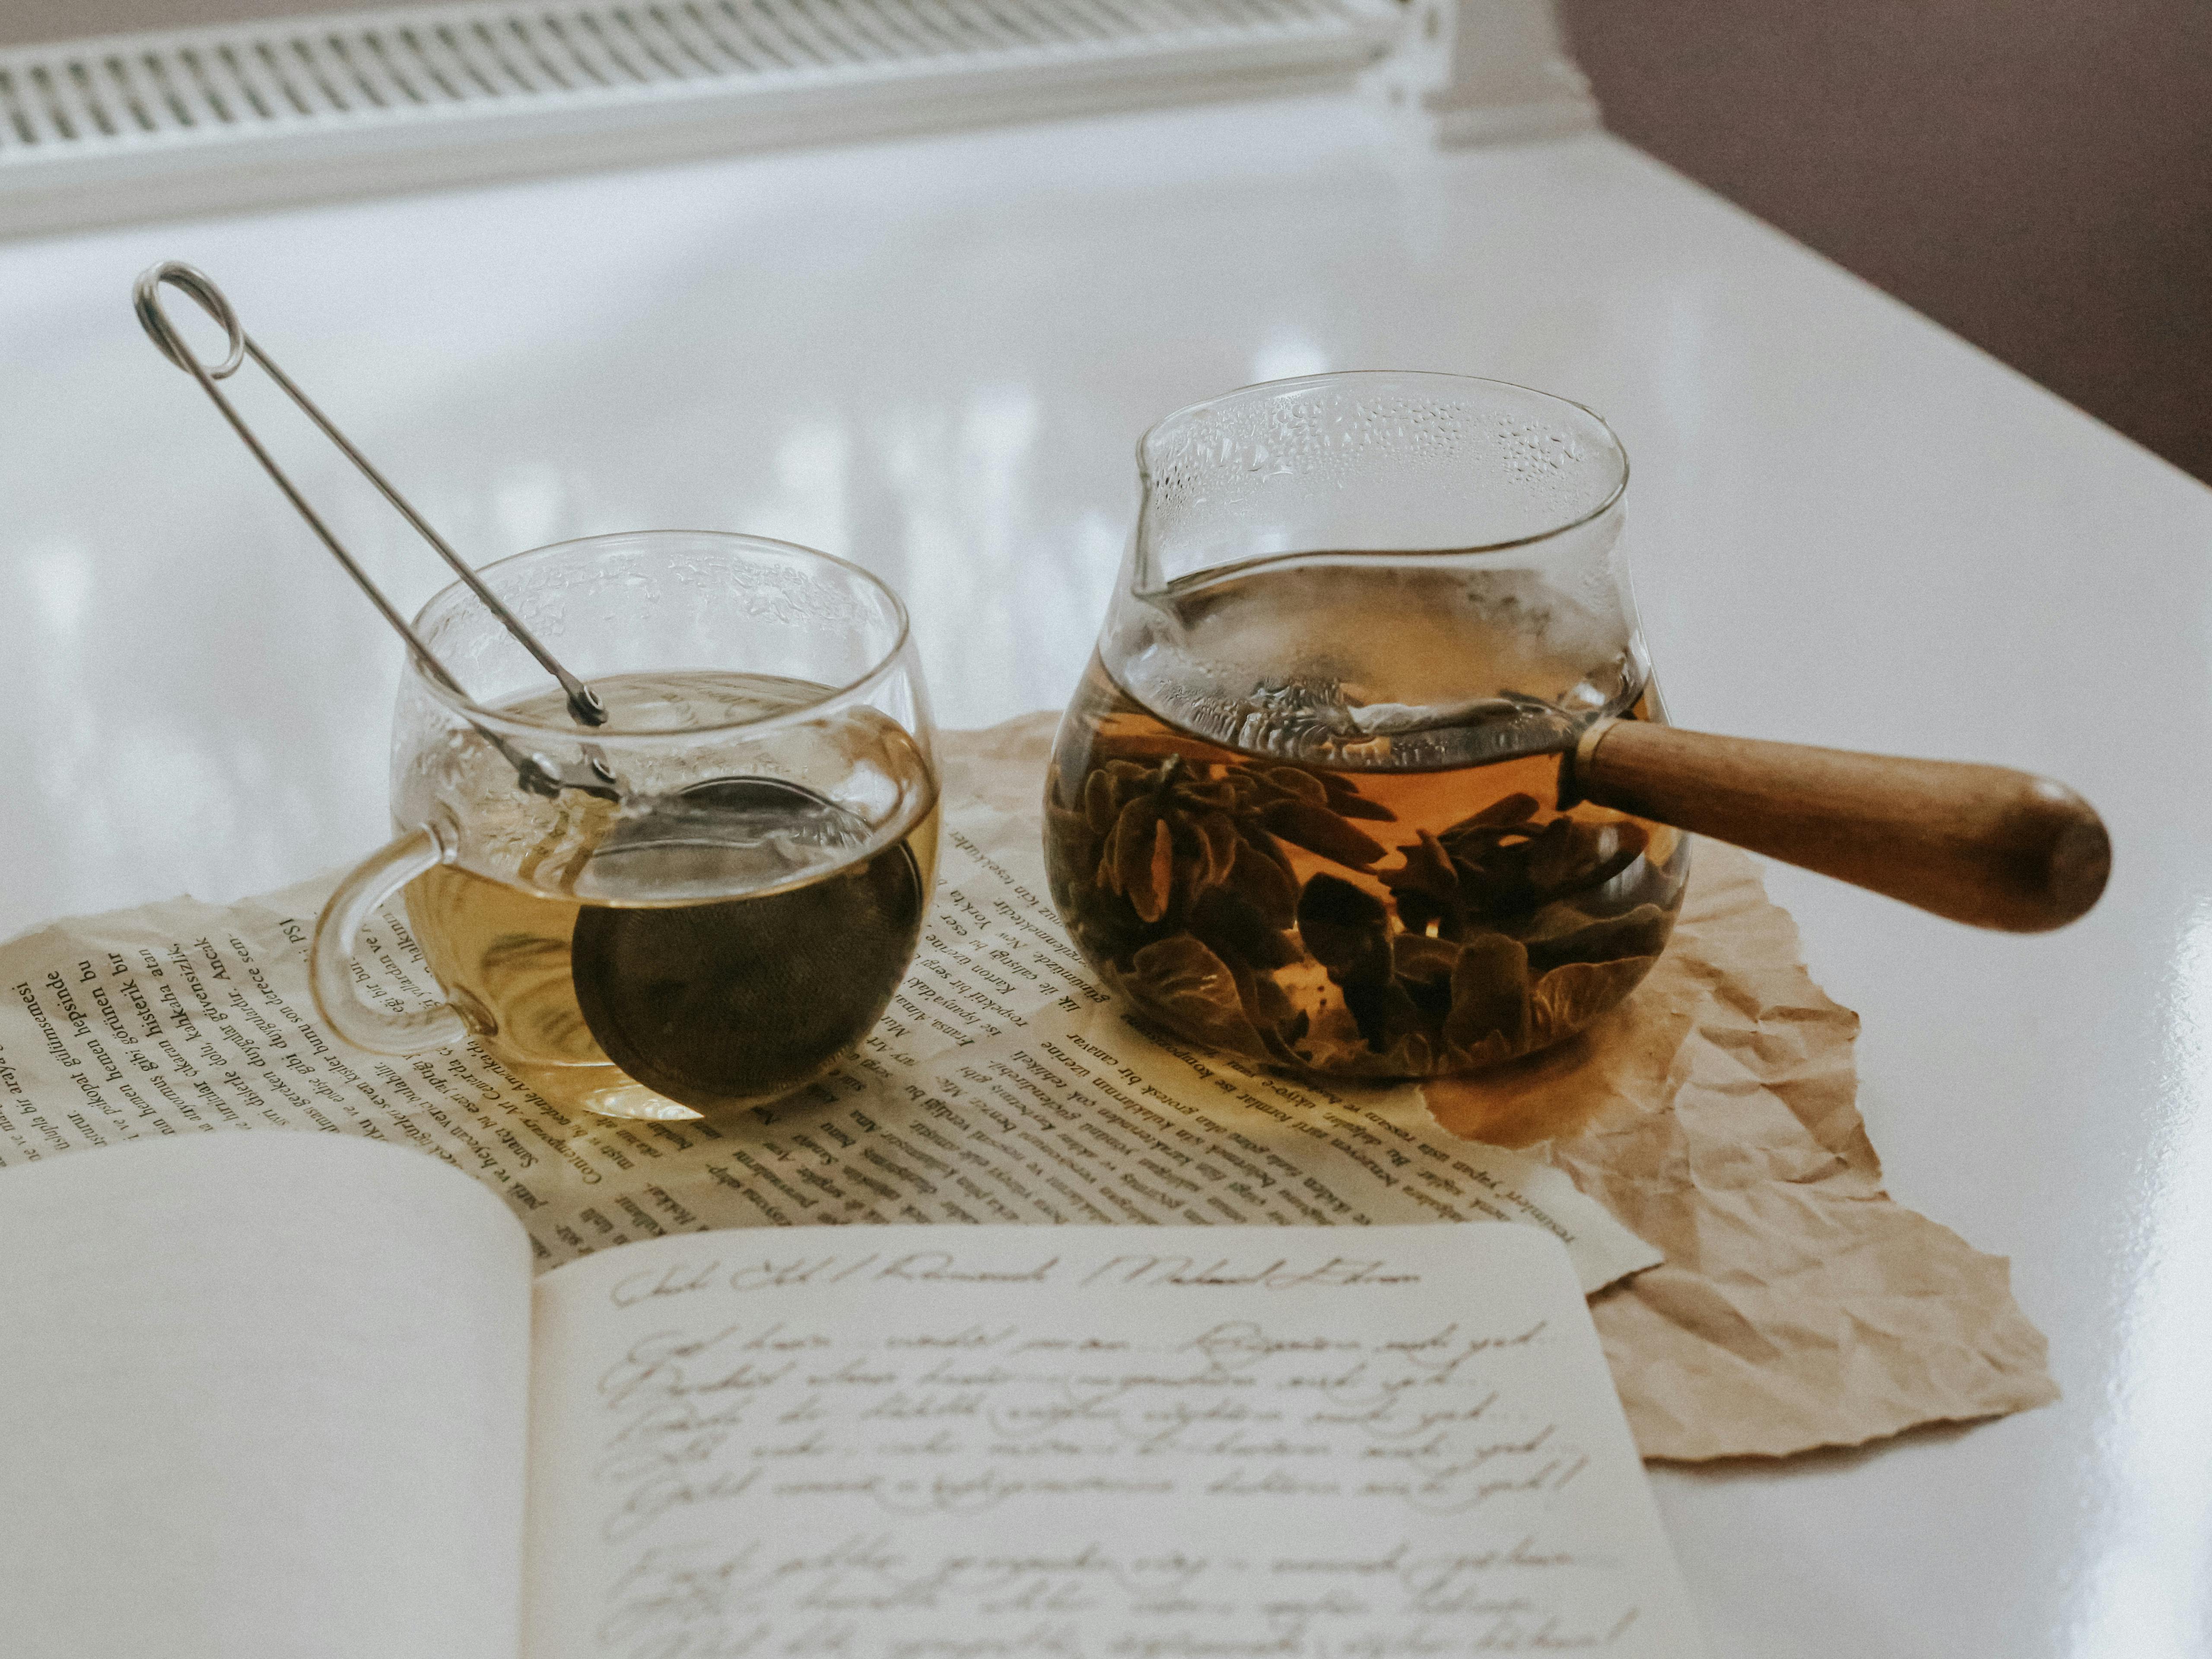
[
  {"xmin": 10, "ymin": 1, "xmax": 2208, "ymax": 482},
  {"xmin": 1561, "ymin": 0, "xmax": 2212, "ymax": 484}
]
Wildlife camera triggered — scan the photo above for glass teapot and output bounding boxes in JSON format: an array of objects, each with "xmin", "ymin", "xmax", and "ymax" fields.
[{"xmin": 1043, "ymin": 372, "xmax": 1688, "ymax": 1078}]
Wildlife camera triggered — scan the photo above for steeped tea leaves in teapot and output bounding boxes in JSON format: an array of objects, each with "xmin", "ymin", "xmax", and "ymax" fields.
[{"xmin": 1044, "ymin": 566, "xmax": 1688, "ymax": 1079}]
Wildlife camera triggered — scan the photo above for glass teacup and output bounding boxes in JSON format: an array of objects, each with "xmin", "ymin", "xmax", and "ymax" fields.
[
  {"xmin": 1045, "ymin": 372, "xmax": 1687, "ymax": 1079},
  {"xmin": 310, "ymin": 531, "xmax": 938, "ymax": 1121}
]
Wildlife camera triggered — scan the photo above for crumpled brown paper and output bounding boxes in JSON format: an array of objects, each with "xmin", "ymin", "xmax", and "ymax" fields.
[{"xmin": 1424, "ymin": 840, "xmax": 2059, "ymax": 1460}]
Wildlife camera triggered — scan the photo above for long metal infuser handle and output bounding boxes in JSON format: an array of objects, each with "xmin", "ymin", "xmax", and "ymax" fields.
[{"xmin": 133, "ymin": 261, "xmax": 618, "ymax": 799}]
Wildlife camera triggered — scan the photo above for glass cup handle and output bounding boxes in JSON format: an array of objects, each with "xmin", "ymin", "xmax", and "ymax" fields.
[{"xmin": 309, "ymin": 827, "xmax": 468, "ymax": 1055}]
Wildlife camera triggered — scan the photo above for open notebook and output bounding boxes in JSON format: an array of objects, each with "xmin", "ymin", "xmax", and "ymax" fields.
[{"xmin": 0, "ymin": 1135, "xmax": 1704, "ymax": 1657}]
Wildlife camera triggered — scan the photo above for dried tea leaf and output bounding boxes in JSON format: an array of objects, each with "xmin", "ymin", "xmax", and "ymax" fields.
[
  {"xmin": 1260, "ymin": 1009, "xmax": 1325, "ymax": 1066},
  {"xmin": 1238, "ymin": 816, "xmax": 1299, "ymax": 872},
  {"xmin": 1377, "ymin": 840, "xmax": 1458, "ymax": 934},
  {"xmin": 1294, "ymin": 1024, "xmax": 1385, "ymax": 1076},
  {"xmin": 1329, "ymin": 794, "xmax": 1397, "ymax": 822},
  {"xmin": 1197, "ymin": 811, "xmax": 1241, "ymax": 889},
  {"xmin": 1522, "ymin": 817, "xmax": 1584, "ymax": 891},
  {"xmin": 1443, "ymin": 932, "xmax": 1532, "ymax": 1052},
  {"xmin": 1083, "ymin": 768, "xmax": 1120, "ymax": 835},
  {"xmin": 1438, "ymin": 815, "xmax": 1541, "ymax": 873},
  {"xmin": 1380, "ymin": 829, "xmax": 1460, "ymax": 904},
  {"xmin": 1317, "ymin": 770, "xmax": 1397, "ymax": 822},
  {"xmin": 1527, "ymin": 954, "xmax": 1658, "ymax": 1044},
  {"xmin": 1191, "ymin": 885, "xmax": 1304, "ymax": 971},
  {"xmin": 1447, "ymin": 1026, "xmax": 1521, "ymax": 1072},
  {"xmin": 1225, "ymin": 834, "xmax": 1300, "ymax": 924},
  {"xmin": 1392, "ymin": 930, "xmax": 1462, "ymax": 1025},
  {"xmin": 1344, "ymin": 977, "xmax": 1428, "ymax": 1054},
  {"xmin": 1252, "ymin": 967, "xmax": 1303, "ymax": 1033},
  {"xmin": 1109, "ymin": 796, "xmax": 1166, "ymax": 902},
  {"xmin": 1519, "ymin": 901, "xmax": 1676, "ymax": 971},
  {"xmin": 1175, "ymin": 778, "xmax": 1241, "ymax": 812},
  {"xmin": 1094, "ymin": 820, "xmax": 1123, "ymax": 895},
  {"xmin": 1297, "ymin": 874, "xmax": 1393, "ymax": 984},
  {"xmin": 1045, "ymin": 804, "xmax": 1094, "ymax": 871},
  {"xmin": 1219, "ymin": 952, "xmax": 1306, "ymax": 1058},
  {"xmin": 1127, "ymin": 816, "xmax": 1175, "ymax": 923},
  {"xmin": 1069, "ymin": 902, "xmax": 1149, "ymax": 970},
  {"xmin": 1519, "ymin": 817, "xmax": 1651, "ymax": 901},
  {"xmin": 1126, "ymin": 933, "xmax": 1239, "ymax": 1000},
  {"xmin": 1393, "ymin": 891, "xmax": 1444, "ymax": 936},
  {"xmin": 1439, "ymin": 818, "xmax": 1537, "ymax": 853},
  {"xmin": 1441, "ymin": 808, "xmax": 1656, "ymax": 919},
  {"xmin": 1170, "ymin": 837, "xmax": 1223, "ymax": 915},
  {"xmin": 1121, "ymin": 935, "xmax": 1268, "ymax": 1058},
  {"xmin": 1364, "ymin": 1025, "xmax": 1437, "ymax": 1076},
  {"xmin": 1449, "ymin": 844, "xmax": 1539, "ymax": 918},
  {"xmin": 1263, "ymin": 766, "xmax": 1330, "ymax": 806},
  {"xmin": 1391, "ymin": 932, "xmax": 1461, "ymax": 985},
  {"xmin": 1487, "ymin": 793, "xmax": 1543, "ymax": 825},
  {"xmin": 1263, "ymin": 801, "xmax": 1387, "ymax": 869}
]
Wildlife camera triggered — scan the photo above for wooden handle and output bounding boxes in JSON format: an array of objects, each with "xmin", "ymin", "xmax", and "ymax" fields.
[{"xmin": 1569, "ymin": 719, "xmax": 2110, "ymax": 932}]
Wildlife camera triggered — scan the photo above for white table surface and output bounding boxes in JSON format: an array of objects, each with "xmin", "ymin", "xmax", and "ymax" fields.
[{"xmin": 3, "ymin": 92, "xmax": 2208, "ymax": 1658}]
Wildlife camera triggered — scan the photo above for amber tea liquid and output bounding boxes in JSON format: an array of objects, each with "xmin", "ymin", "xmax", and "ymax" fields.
[
  {"xmin": 1045, "ymin": 564, "xmax": 1686, "ymax": 1077},
  {"xmin": 406, "ymin": 672, "xmax": 937, "ymax": 1118}
]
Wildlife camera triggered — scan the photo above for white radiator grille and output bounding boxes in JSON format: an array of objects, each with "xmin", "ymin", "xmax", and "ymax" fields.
[{"xmin": 0, "ymin": 0, "xmax": 1395, "ymax": 232}]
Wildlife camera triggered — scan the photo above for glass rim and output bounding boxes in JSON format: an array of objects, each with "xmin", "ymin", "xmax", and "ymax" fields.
[
  {"xmin": 1135, "ymin": 369, "xmax": 1631, "ymax": 557},
  {"xmin": 406, "ymin": 529, "xmax": 915, "ymax": 745}
]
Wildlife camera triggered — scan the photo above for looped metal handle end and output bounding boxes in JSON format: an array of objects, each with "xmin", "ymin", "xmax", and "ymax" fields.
[
  {"xmin": 134, "ymin": 262, "xmax": 247, "ymax": 382},
  {"xmin": 132, "ymin": 258, "xmax": 621, "ymax": 778}
]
